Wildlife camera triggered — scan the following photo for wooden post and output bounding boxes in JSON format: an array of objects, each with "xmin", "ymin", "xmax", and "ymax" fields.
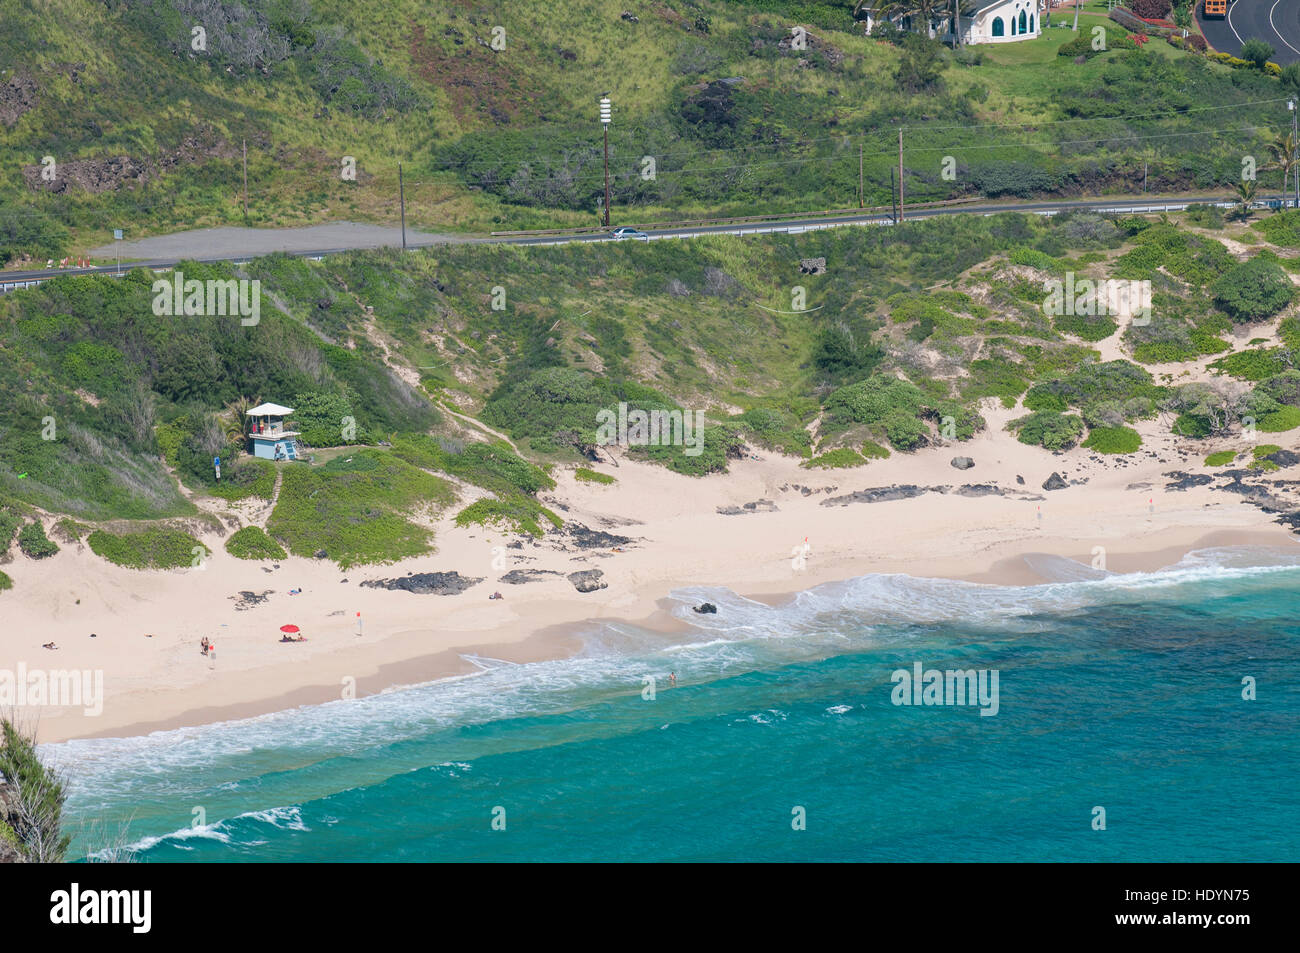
[
  {"xmin": 399, "ymin": 163, "xmax": 407, "ymax": 251},
  {"xmin": 897, "ymin": 128, "xmax": 904, "ymax": 223}
]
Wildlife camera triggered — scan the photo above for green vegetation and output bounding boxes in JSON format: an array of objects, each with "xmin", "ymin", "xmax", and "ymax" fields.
[
  {"xmin": 1012, "ymin": 411, "xmax": 1086, "ymax": 450},
  {"xmin": 455, "ymin": 497, "xmax": 563, "ymax": 538},
  {"xmin": 802, "ymin": 447, "xmax": 868, "ymax": 469},
  {"xmin": 1259, "ymin": 405, "xmax": 1300, "ymax": 432},
  {"xmin": 53, "ymin": 518, "xmax": 90, "ymax": 542},
  {"xmin": 1251, "ymin": 444, "xmax": 1284, "ymax": 471},
  {"xmin": 1210, "ymin": 349, "xmax": 1289, "ymax": 382},
  {"xmin": 1205, "ymin": 450, "xmax": 1237, "ymax": 466},
  {"xmin": 225, "ymin": 525, "xmax": 288, "ymax": 561},
  {"xmin": 860, "ymin": 439, "xmax": 890, "ymax": 460},
  {"xmin": 0, "ymin": 718, "xmax": 72, "ymax": 862},
  {"xmin": 17, "ymin": 521, "xmax": 59, "ymax": 559},
  {"xmin": 574, "ymin": 467, "xmax": 615, "ymax": 485},
  {"xmin": 0, "ymin": 570, "xmax": 11, "ymax": 592},
  {"xmin": 1082, "ymin": 426, "xmax": 1142, "ymax": 454},
  {"xmin": 266, "ymin": 450, "xmax": 453, "ymax": 568},
  {"xmin": 87, "ymin": 527, "xmax": 206, "ymax": 569},
  {"xmin": 1210, "ymin": 254, "xmax": 1295, "ymax": 323}
]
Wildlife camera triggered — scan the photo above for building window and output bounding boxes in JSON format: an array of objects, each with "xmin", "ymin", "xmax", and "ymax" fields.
[
  {"xmin": 1029, "ymin": 14, "xmax": 1034, "ymax": 32},
  {"xmin": 1019, "ymin": 10, "xmax": 1027, "ymax": 33},
  {"xmin": 992, "ymin": 16, "xmax": 1004, "ymax": 37}
]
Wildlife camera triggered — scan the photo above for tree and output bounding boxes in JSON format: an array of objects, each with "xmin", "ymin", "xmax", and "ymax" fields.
[
  {"xmin": 1212, "ymin": 254, "xmax": 1295, "ymax": 322},
  {"xmin": 895, "ymin": 33, "xmax": 946, "ymax": 92},
  {"xmin": 222, "ymin": 394, "xmax": 261, "ymax": 445},
  {"xmin": 0, "ymin": 718, "xmax": 71, "ymax": 863},
  {"xmin": 1234, "ymin": 178, "xmax": 1258, "ymax": 219},
  {"xmin": 1240, "ymin": 39, "xmax": 1275, "ymax": 70},
  {"xmin": 1269, "ymin": 131, "xmax": 1299, "ymax": 208}
]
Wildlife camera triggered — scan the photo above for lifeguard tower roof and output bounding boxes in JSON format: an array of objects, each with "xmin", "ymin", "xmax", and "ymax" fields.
[{"xmin": 246, "ymin": 402, "xmax": 294, "ymax": 417}]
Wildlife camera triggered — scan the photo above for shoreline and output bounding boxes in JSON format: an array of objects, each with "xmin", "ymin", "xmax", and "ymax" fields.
[
  {"xmin": 6, "ymin": 403, "xmax": 1299, "ymax": 747},
  {"xmin": 52, "ymin": 526, "xmax": 1298, "ymax": 745}
]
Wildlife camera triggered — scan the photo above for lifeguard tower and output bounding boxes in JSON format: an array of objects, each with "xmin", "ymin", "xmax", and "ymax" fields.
[{"xmin": 245, "ymin": 403, "xmax": 304, "ymax": 461}]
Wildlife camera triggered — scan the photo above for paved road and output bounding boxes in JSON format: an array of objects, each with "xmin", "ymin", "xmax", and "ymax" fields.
[
  {"xmin": 0, "ymin": 193, "xmax": 1258, "ymax": 291},
  {"xmin": 1200, "ymin": 0, "xmax": 1300, "ymax": 65}
]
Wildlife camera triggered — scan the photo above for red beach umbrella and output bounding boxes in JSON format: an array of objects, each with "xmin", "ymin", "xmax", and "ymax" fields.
[{"xmin": 280, "ymin": 624, "xmax": 300, "ymax": 634}]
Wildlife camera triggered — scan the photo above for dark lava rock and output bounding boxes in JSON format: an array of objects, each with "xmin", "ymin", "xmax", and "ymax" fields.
[
  {"xmin": 231, "ymin": 590, "xmax": 274, "ymax": 610},
  {"xmin": 822, "ymin": 485, "xmax": 929, "ymax": 506},
  {"xmin": 1015, "ymin": 475, "xmax": 1025, "ymax": 485},
  {"xmin": 1163, "ymin": 471, "xmax": 1214, "ymax": 492},
  {"xmin": 568, "ymin": 569, "xmax": 608, "ymax": 593},
  {"xmin": 361, "ymin": 572, "xmax": 482, "ymax": 595},
  {"xmin": 565, "ymin": 523, "xmax": 632, "ymax": 549},
  {"xmin": 692, "ymin": 602, "xmax": 718, "ymax": 614},
  {"xmin": 955, "ymin": 484, "xmax": 1000, "ymax": 497},
  {"xmin": 1042, "ymin": 472, "xmax": 1068, "ymax": 491},
  {"xmin": 950, "ymin": 456, "xmax": 975, "ymax": 470},
  {"xmin": 716, "ymin": 499, "xmax": 779, "ymax": 515},
  {"xmin": 1264, "ymin": 449, "xmax": 1300, "ymax": 468},
  {"xmin": 313, "ymin": 549, "xmax": 328, "ymax": 559},
  {"xmin": 500, "ymin": 569, "xmax": 564, "ymax": 585}
]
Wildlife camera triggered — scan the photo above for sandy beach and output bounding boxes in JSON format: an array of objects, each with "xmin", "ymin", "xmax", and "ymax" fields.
[{"xmin": 4, "ymin": 400, "xmax": 1297, "ymax": 744}]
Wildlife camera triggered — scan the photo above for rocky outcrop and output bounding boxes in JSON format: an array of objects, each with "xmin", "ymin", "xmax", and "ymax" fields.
[
  {"xmin": 951, "ymin": 456, "xmax": 975, "ymax": 470},
  {"xmin": 692, "ymin": 602, "xmax": 718, "ymax": 614},
  {"xmin": 568, "ymin": 569, "xmax": 608, "ymax": 593},
  {"xmin": 1042, "ymin": 472, "xmax": 1068, "ymax": 491},
  {"xmin": 716, "ymin": 499, "xmax": 779, "ymax": 515},
  {"xmin": 499, "ymin": 569, "xmax": 563, "ymax": 585},
  {"xmin": 361, "ymin": 572, "xmax": 482, "ymax": 595},
  {"xmin": 799, "ymin": 257, "xmax": 827, "ymax": 275}
]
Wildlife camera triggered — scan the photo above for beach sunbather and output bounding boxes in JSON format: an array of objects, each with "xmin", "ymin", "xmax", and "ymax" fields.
[{"xmin": 42, "ymin": 641, "xmax": 57, "ymax": 650}]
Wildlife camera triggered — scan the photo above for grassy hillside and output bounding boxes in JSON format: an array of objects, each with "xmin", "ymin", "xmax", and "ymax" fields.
[
  {"xmin": 4, "ymin": 203, "xmax": 1300, "ymax": 576},
  {"xmin": 3, "ymin": 0, "xmax": 1300, "ymax": 264}
]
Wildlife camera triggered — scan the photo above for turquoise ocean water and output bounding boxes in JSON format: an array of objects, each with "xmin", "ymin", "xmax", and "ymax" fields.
[{"xmin": 48, "ymin": 548, "xmax": 1300, "ymax": 862}]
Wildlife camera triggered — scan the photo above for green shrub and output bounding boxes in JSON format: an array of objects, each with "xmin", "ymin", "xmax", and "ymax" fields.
[
  {"xmin": 225, "ymin": 526, "xmax": 288, "ymax": 560},
  {"xmin": 1082, "ymin": 426, "xmax": 1142, "ymax": 454},
  {"xmin": 52, "ymin": 518, "xmax": 90, "ymax": 542},
  {"xmin": 861, "ymin": 440, "xmax": 890, "ymax": 459},
  {"xmin": 0, "ymin": 570, "xmax": 11, "ymax": 592},
  {"xmin": 1210, "ymin": 349, "xmax": 1289, "ymax": 381},
  {"xmin": 802, "ymin": 448, "xmax": 867, "ymax": 469},
  {"xmin": 1013, "ymin": 411, "xmax": 1086, "ymax": 450},
  {"xmin": 1172, "ymin": 413, "xmax": 1213, "ymax": 438},
  {"xmin": 1211, "ymin": 254, "xmax": 1294, "ymax": 323},
  {"xmin": 455, "ymin": 497, "xmax": 562, "ymax": 538},
  {"xmin": 574, "ymin": 467, "xmax": 616, "ymax": 485},
  {"xmin": 87, "ymin": 528, "xmax": 206, "ymax": 569},
  {"xmin": 1204, "ymin": 450, "xmax": 1236, "ymax": 466},
  {"xmin": 1258, "ymin": 406, "xmax": 1300, "ymax": 432},
  {"xmin": 1251, "ymin": 444, "xmax": 1283, "ymax": 470},
  {"xmin": 17, "ymin": 521, "xmax": 58, "ymax": 559}
]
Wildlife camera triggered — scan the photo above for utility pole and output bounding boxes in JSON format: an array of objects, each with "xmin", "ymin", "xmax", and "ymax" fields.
[
  {"xmin": 399, "ymin": 162, "xmax": 407, "ymax": 251},
  {"xmin": 859, "ymin": 142, "xmax": 864, "ymax": 209},
  {"xmin": 891, "ymin": 167, "xmax": 898, "ymax": 225},
  {"xmin": 600, "ymin": 95, "xmax": 612, "ymax": 227},
  {"xmin": 242, "ymin": 139, "xmax": 249, "ymax": 220},
  {"xmin": 1143, "ymin": 162, "xmax": 1147, "ymax": 193},
  {"xmin": 898, "ymin": 128, "xmax": 904, "ymax": 223},
  {"xmin": 1291, "ymin": 100, "xmax": 1298, "ymax": 209}
]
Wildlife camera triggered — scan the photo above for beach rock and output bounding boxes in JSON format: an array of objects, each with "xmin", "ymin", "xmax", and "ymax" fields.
[
  {"xmin": 500, "ymin": 569, "xmax": 563, "ymax": 584},
  {"xmin": 565, "ymin": 523, "xmax": 632, "ymax": 549},
  {"xmin": 230, "ymin": 590, "xmax": 274, "ymax": 610},
  {"xmin": 799, "ymin": 257, "xmax": 827, "ymax": 275},
  {"xmin": 692, "ymin": 602, "xmax": 718, "ymax": 614},
  {"xmin": 361, "ymin": 572, "xmax": 482, "ymax": 595},
  {"xmin": 716, "ymin": 499, "xmax": 779, "ymax": 515},
  {"xmin": 954, "ymin": 484, "xmax": 1000, "ymax": 497},
  {"xmin": 1016, "ymin": 475, "xmax": 1025, "ymax": 485},
  {"xmin": 1263, "ymin": 449, "xmax": 1300, "ymax": 468},
  {"xmin": 950, "ymin": 456, "xmax": 975, "ymax": 470},
  {"xmin": 568, "ymin": 569, "xmax": 608, "ymax": 593},
  {"xmin": 1162, "ymin": 471, "xmax": 1213, "ymax": 492},
  {"xmin": 822, "ymin": 485, "xmax": 929, "ymax": 506},
  {"xmin": 1042, "ymin": 472, "xmax": 1068, "ymax": 491},
  {"xmin": 313, "ymin": 549, "xmax": 328, "ymax": 559}
]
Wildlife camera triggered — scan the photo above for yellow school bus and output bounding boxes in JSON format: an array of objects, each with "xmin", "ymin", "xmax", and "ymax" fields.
[{"xmin": 1203, "ymin": 0, "xmax": 1227, "ymax": 18}]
